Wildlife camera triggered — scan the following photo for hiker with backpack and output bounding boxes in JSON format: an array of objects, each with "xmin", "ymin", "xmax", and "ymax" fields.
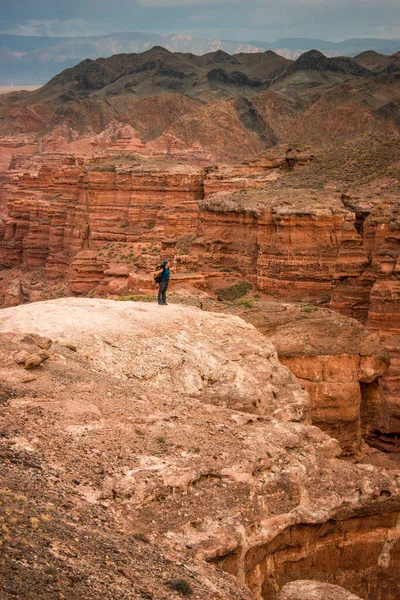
[{"xmin": 154, "ymin": 260, "xmax": 171, "ymax": 305}]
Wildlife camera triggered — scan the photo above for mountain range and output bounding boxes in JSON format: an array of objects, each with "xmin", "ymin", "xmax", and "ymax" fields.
[
  {"xmin": 1, "ymin": 46, "xmax": 399, "ymax": 162},
  {"xmin": 1, "ymin": 31, "xmax": 400, "ymax": 85}
]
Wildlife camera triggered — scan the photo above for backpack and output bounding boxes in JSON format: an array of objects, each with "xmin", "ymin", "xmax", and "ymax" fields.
[{"xmin": 154, "ymin": 263, "xmax": 164, "ymax": 284}]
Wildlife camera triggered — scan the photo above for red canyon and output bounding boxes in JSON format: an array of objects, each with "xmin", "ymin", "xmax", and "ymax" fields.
[
  {"xmin": 0, "ymin": 144, "xmax": 399, "ymax": 458},
  {"xmin": 1, "ymin": 47, "xmax": 399, "ymax": 600}
]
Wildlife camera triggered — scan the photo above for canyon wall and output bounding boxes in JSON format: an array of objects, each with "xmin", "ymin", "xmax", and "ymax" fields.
[{"xmin": 0, "ymin": 152, "xmax": 398, "ymax": 452}]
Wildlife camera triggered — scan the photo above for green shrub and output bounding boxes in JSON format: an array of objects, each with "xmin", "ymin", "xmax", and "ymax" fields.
[
  {"xmin": 168, "ymin": 579, "xmax": 193, "ymax": 596},
  {"xmin": 236, "ymin": 298, "xmax": 253, "ymax": 308},
  {"xmin": 65, "ymin": 343, "xmax": 78, "ymax": 352},
  {"xmin": 301, "ymin": 303, "xmax": 318, "ymax": 313},
  {"xmin": 217, "ymin": 281, "xmax": 252, "ymax": 301}
]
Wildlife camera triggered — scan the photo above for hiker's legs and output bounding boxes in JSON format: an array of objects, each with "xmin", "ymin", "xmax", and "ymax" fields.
[
  {"xmin": 161, "ymin": 281, "xmax": 169, "ymax": 304},
  {"xmin": 158, "ymin": 281, "xmax": 168, "ymax": 304}
]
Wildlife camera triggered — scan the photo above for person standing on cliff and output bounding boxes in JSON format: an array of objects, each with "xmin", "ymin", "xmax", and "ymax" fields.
[{"xmin": 155, "ymin": 260, "xmax": 171, "ymax": 305}]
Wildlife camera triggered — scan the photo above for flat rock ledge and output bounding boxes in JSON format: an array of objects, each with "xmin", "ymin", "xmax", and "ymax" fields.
[{"xmin": 0, "ymin": 297, "xmax": 308, "ymax": 422}]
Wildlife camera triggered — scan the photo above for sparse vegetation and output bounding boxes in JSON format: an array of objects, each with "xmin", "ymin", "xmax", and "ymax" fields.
[
  {"xmin": 90, "ymin": 154, "xmax": 142, "ymax": 173},
  {"xmin": 236, "ymin": 297, "xmax": 253, "ymax": 308},
  {"xmin": 65, "ymin": 343, "xmax": 78, "ymax": 352},
  {"xmin": 217, "ymin": 281, "xmax": 252, "ymax": 301},
  {"xmin": 118, "ymin": 294, "xmax": 157, "ymax": 302},
  {"xmin": 131, "ymin": 532, "xmax": 150, "ymax": 543},
  {"xmin": 168, "ymin": 578, "xmax": 193, "ymax": 596},
  {"xmin": 44, "ymin": 566, "xmax": 59, "ymax": 576},
  {"xmin": 301, "ymin": 303, "xmax": 318, "ymax": 313},
  {"xmin": 278, "ymin": 136, "xmax": 400, "ymax": 192}
]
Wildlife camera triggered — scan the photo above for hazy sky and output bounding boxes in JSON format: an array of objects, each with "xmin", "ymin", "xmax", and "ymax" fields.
[{"xmin": 1, "ymin": 0, "xmax": 400, "ymax": 41}]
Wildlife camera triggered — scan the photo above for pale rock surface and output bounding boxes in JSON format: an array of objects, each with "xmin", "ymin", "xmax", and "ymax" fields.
[
  {"xmin": 0, "ymin": 298, "xmax": 308, "ymax": 421},
  {"xmin": 173, "ymin": 298, "xmax": 391, "ymax": 457},
  {"xmin": 273, "ymin": 580, "xmax": 365, "ymax": 600},
  {"xmin": 0, "ymin": 299, "xmax": 399, "ymax": 600}
]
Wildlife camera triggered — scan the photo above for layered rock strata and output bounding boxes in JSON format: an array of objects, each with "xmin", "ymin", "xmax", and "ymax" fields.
[
  {"xmin": 0, "ymin": 153, "xmax": 399, "ymax": 453},
  {"xmin": 179, "ymin": 300, "xmax": 389, "ymax": 457},
  {"xmin": 0, "ymin": 299, "xmax": 399, "ymax": 600}
]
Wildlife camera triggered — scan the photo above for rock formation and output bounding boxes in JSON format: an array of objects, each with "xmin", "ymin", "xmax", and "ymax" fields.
[
  {"xmin": 1, "ymin": 46, "xmax": 400, "ymax": 600},
  {"xmin": 179, "ymin": 300, "xmax": 390, "ymax": 458},
  {"xmin": 0, "ymin": 299, "xmax": 399, "ymax": 599},
  {"xmin": 0, "ymin": 140, "xmax": 399, "ymax": 455},
  {"xmin": 272, "ymin": 580, "xmax": 365, "ymax": 600},
  {"xmin": 0, "ymin": 47, "xmax": 399, "ymax": 162}
]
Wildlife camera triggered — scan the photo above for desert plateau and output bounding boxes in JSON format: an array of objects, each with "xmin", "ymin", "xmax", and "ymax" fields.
[{"xmin": 0, "ymin": 29, "xmax": 400, "ymax": 600}]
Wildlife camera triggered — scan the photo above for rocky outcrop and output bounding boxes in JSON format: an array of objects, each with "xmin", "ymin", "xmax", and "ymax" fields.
[
  {"xmin": 272, "ymin": 580, "xmax": 365, "ymax": 600},
  {"xmin": 194, "ymin": 190, "xmax": 399, "ymax": 454},
  {"xmin": 0, "ymin": 148, "xmax": 309, "ymax": 291},
  {"xmin": 0, "ymin": 154, "xmax": 204, "ymax": 285},
  {"xmin": 365, "ymin": 280, "xmax": 400, "ymax": 453},
  {"xmin": 0, "ymin": 299, "xmax": 308, "ymax": 421},
  {"xmin": 0, "ymin": 299, "xmax": 399, "ymax": 600},
  {"xmin": 197, "ymin": 189, "xmax": 369, "ymax": 305},
  {"xmin": 331, "ymin": 197, "xmax": 400, "ymax": 453},
  {"xmin": 172, "ymin": 298, "xmax": 391, "ymax": 458},
  {"xmin": 223, "ymin": 301, "xmax": 389, "ymax": 457},
  {"xmin": 0, "ymin": 151, "xmax": 399, "ymax": 454}
]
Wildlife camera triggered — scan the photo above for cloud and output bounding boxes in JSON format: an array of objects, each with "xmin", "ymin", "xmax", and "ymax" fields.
[
  {"xmin": 3, "ymin": 19, "xmax": 102, "ymax": 37},
  {"xmin": 137, "ymin": 0, "xmax": 400, "ymax": 7},
  {"xmin": 0, "ymin": 0, "xmax": 399, "ymax": 41},
  {"xmin": 138, "ymin": 0, "xmax": 239, "ymax": 5}
]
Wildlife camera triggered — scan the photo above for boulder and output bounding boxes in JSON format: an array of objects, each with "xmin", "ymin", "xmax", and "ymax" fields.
[{"xmin": 273, "ymin": 580, "xmax": 365, "ymax": 600}]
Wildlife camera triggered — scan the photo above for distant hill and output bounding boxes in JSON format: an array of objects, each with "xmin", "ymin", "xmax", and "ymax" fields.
[
  {"xmin": 1, "ymin": 46, "xmax": 399, "ymax": 162},
  {"xmin": 1, "ymin": 32, "xmax": 400, "ymax": 85},
  {"xmin": 270, "ymin": 37, "xmax": 400, "ymax": 59},
  {"xmin": 0, "ymin": 32, "xmax": 266, "ymax": 85},
  {"xmin": 353, "ymin": 50, "xmax": 400, "ymax": 72}
]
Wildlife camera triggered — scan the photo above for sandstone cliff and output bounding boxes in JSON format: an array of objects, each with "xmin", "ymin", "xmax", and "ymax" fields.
[
  {"xmin": 273, "ymin": 581, "xmax": 365, "ymax": 600},
  {"xmin": 0, "ymin": 145, "xmax": 399, "ymax": 456},
  {"xmin": 179, "ymin": 299, "xmax": 390, "ymax": 458}
]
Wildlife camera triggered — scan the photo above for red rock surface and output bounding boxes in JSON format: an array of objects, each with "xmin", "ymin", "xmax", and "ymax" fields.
[
  {"xmin": 240, "ymin": 302, "xmax": 389, "ymax": 458},
  {"xmin": 0, "ymin": 145, "xmax": 399, "ymax": 454},
  {"xmin": 174, "ymin": 298, "xmax": 394, "ymax": 460},
  {"xmin": 1, "ymin": 48, "xmax": 400, "ymax": 599},
  {"xmin": 0, "ymin": 299, "xmax": 399, "ymax": 600}
]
